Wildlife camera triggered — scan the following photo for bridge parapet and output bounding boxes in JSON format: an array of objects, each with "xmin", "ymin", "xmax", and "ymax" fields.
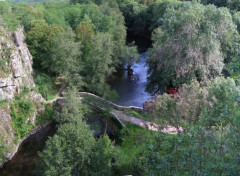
[{"xmin": 78, "ymin": 92, "xmax": 143, "ymax": 112}]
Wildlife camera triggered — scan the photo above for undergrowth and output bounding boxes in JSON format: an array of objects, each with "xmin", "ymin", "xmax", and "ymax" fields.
[
  {"xmin": 115, "ymin": 124, "xmax": 158, "ymax": 175},
  {"xmin": 10, "ymin": 88, "xmax": 35, "ymax": 139},
  {"xmin": 35, "ymin": 103, "xmax": 54, "ymax": 126},
  {"xmin": 34, "ymin": 72, "xmax": 59, "ymax": 101}
]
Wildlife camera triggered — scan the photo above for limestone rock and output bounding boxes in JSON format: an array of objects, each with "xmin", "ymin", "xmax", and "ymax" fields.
[{"xmin": 0, "ymin": 26, "xmax": 34, "ymax": 100}]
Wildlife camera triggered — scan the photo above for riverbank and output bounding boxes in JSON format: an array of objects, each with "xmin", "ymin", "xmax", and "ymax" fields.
[{"xmin": 0, "ymin": 122, "xmax": 56, "ymax": 176}]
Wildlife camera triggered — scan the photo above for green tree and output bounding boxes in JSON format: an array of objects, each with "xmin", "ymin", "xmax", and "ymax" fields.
[
  {"xmin": 136, "ymin": 90, "xmax": 240, "ymax": 175},
  {"xmin": 34, "ymin": 91, "xmax": 116, "ymax": 176},
  {"xmin": 46, "ymin": 28, "xmax": 83, "ymax": 87},
  {"xmin": 146, "ymin": 2, "xmax": 238, "ymax": 93},
  {"xmin": 81, "ymin": 33, "xmax": 115, "ymax": 97},
  {"xmin": 26, "ymin": 23, "xmax": 64, "ymax": 70}
]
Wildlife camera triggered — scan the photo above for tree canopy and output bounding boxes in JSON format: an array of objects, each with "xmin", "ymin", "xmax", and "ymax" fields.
[{"xmin": 146, "ymin": 2, "xmax": 239, "ymax": 93}]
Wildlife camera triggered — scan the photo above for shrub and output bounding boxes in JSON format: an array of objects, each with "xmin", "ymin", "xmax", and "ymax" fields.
[
  {"xmin": 35, "ymin": 73, "xmax": 58, "ymax": 100},
  {"xmin": 35, "ymin": 104, "xmax": 54, "ymax": 125},
  {"xmin": 155, "ymin": 77, "xmax": 240, "ymax": 128},
  {"xmin": 10, "ymin": 99, "xmax": 35, "ymax": 139}
]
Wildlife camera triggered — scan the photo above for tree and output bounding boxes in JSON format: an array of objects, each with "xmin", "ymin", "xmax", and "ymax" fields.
[
  {"xmin": 146, "ymin": 2, "xmax": 238, "ymax": 94},
  {"xmin": 34, "ymin": 91, "xmax": 116, "ymax": 176},
  {"xmin": 81, "ymin": 32, "xmax": 115, "ymax": 97},
  {"xmin": 135, "ymin": 83, "xmax": 240, "ymax": 175},
  {"xmin": 26, "ymin": 22, "xmax": 64, "ymax": 70},
  {"xmin": 46, "ymin": 28, "xmax": 83, "ymax": 88}
]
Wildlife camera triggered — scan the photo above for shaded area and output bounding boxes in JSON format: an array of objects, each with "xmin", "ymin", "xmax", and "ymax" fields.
[
  {"xmin": 86, "ymin": 111, "xmax": 122, "ymax": 140},
  {"xmin": 0, "ymin": 112, "xmax": 121, "ymax": 176},
  {"xmin": 0, "ymin": 123, "xmax": 56, "ymax": 176}
]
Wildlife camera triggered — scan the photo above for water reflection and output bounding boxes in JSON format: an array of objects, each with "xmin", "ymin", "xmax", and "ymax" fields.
[
  {"xmin": 0, "ymin": 123, "xmax": 56, "ymax": 176},
  {"xmin": 109, "ymin": 53, "xmax": 152, "ymax": 107}
]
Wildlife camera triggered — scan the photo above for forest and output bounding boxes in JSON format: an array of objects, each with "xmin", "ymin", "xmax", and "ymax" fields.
[{"xmin": 0, "ymin": 0, "xmax": 240, "ymax": 175}]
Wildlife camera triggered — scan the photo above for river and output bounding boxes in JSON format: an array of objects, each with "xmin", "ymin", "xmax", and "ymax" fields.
[
  {"xmin": 109, "ymin": 33, "xmax": 153, "ymax": 107},
  {"xmin": 109, "ymin": 53, "xmax": 153, "ymax": 107},
  {"xmin": 0, "ymin": 123, "xmax": 56, "ymax": 176}
]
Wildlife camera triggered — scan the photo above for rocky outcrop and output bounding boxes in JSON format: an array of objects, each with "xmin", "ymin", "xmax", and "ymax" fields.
[
  {"xmin": 0, "ymin": 26, "xmax": 34, "ymax": 100},
  {"xmin": 0, "ymin": 26, "xmax": 44, "ymax": 166}
]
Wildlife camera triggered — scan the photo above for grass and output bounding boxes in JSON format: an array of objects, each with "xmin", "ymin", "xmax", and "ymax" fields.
[
  {"xmin": 9, "ymin": 88, "xmax": 35, "ymax": 139},
  {"xmin": 0, "ymin": 135, "xmax": 13, "ymax": 165},
  {"xmin": 34, "ymin": 72, "xmax": 60, "ymax": 101},
  {"xmin": 0, "ymin": 99, "xmax": 8, "ymax": 108},
  {"xmin": 0, "ymin": 48, "xmax": 12, "ymax": 78},
  {"xmin": 115, "ymin": 124, "xmax": 158, "ymax": 175},
  {"xmin": 10, "ymin": 98, "xmax": 35, "ymax": 139},
  {"xmin": 122, "ymin": 109, "xmax": 160, "ymax": 123}
]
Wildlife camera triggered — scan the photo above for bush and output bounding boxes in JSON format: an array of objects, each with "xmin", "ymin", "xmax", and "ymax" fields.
[
  {"xmin": 35, "ymin": 104, "xmax": 54, "ymax": 125},
  {"xmin": 208, "ymin": 77, "xmax": 240, "ymax": 105},
  {"xmin": 35, "ymin": 73, "xmax": 59, "ymax": 100},
  {"xmin": 10, "ymin": 99, "xmax": 35, "ymax": 139}
]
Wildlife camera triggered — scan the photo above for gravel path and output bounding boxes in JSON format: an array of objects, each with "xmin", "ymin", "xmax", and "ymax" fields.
[{"xmin": 111, "ymin": 110, "xmax": 182, "ymax": 134}]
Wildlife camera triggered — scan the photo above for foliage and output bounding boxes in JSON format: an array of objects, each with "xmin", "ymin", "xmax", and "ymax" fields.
[
  {"xmin": 233, "ymin": 12, "xmax": 240, "ymax": 33},
  {"xmin": 0, "ymin": 1, "xmax": 133, "ymax": 97},
  {"xmin": 228, "ymin": 56, "xmax": 240, "ymax": 85},
  {"xmin": 0, "ymin": 57, "xmax": 11, "ymax": 78},
  {"xmin": 134, "ymin": 77, "xmax": 240, "ymax": 175},
  {"xmin": 80, "ymin": 32, "xmax": 116, "ymax": 97},
  {"xmin": 146, "ymin": 2, "xmax": 238, "ymax": 93},
  {"xmin": 155, "ymin": 80, "xmax": 209, "ymax": 128},
  {"xmin": 26, "ymin": 22, "xmax": 64, "ymax": 70},
  {"xmin": 10, "ymin": 98, "xmax": 34, "ymax": 139},
  {"xmin": 115, "ymin": 124, "xmax": 157, "ymax": 175},
  {"xmin": 47, "ymin": 28, "xmax": 83, "ymax": 88},
  {"xmin": 117, "ymin": 0, "xmax": 179, "ymax": 38},
  {"xmin": 154, "ymin": 77, "xmax": 239, "ymax": 128},
  {"xmin": 135, "ymin": 98, "xmax": 240, "ymax": 175},
  {"xmin": 0, "ymin": 136, "xmax": 9, "ymax": 165},
  {"xmin": 0, "ymin": 2, "xmax": 20, "ymax": 30},
  {"xmin": 34, "ymin": 90, "xmax": 116, "ymax": 176},
  {"xmin": 0, "ymin": 99, "xmax": 8, "ymax": 107},
  {"xmin": 35, "ymin": 103, "xmax": 54, "ymax": 125},
  {"xmin": 34, "ymin": 73, "xmax": 59, "ymax": 100}
]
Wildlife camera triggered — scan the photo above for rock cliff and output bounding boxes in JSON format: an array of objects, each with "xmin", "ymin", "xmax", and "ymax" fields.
[
  {"xmin": 0, "ymin": 26, "xmax": 34, "ymax": 99},
  {"xmin": 0, "ymin": 26, "xmax": 44, "ymax": 166}
]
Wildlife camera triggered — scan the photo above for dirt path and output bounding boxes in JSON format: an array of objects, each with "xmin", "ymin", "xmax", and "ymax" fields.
[
  {"xmin": 45, "ymin": 81, "xmax": 67, "ymax": 104},
  {"xmin": 111, "ymin": 110, "xmax": 182, "ymax": 134}
]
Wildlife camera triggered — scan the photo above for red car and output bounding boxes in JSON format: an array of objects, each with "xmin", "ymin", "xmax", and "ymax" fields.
[{"xmin": 166, "ymin": 88, "xmax": 179, "ymax": 95}]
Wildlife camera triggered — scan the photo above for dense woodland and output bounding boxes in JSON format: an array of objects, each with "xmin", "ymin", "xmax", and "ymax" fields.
[{"xmin": 1, "ymin": 0, "xmax": 240, "ymax": 175}]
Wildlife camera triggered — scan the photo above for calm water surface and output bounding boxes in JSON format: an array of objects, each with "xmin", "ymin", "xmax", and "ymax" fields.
[{"xmin": 109, "ymin": 53, "xmax": 153, "ymax": 107}]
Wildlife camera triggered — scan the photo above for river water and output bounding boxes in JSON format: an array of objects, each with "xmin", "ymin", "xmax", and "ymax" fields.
[
  {"xmin": 109, "ymin": 33, "xmax": 153, "ymax": 107},
  {"xmin": 0, "ymin": 123, "xmax": 56, "ymax": 176},
  {"xmin": 109, "ymin": 53, "xmax": 152, "ymax": 107}
]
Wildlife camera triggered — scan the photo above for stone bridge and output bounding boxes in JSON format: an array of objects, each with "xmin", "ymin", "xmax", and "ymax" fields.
[{"xmin": 49, "ymin": 92, "xmax": 182, "ymax": 134}]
